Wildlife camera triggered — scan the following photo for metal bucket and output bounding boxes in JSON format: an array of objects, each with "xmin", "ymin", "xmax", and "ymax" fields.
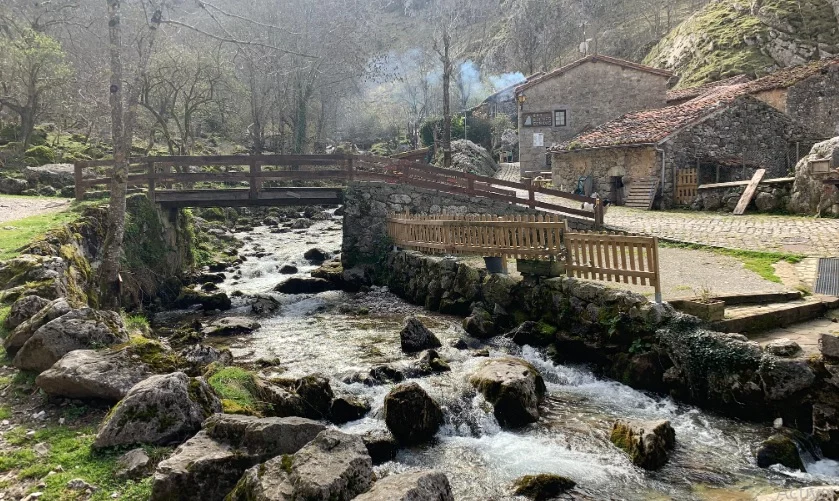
[{"xmin": 483, "ymin": 256, "xmax": 506, "ymax": 274}]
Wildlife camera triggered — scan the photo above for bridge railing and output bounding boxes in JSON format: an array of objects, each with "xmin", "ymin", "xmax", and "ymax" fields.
[{"xmin": 74, "ymin": 154, "xmax": 604, "ymax": 227}]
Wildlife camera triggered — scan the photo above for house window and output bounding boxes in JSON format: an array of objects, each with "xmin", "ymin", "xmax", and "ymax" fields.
[{"xmin": 554, "ymin": 109, "xmax": 567, "ymax": 127}]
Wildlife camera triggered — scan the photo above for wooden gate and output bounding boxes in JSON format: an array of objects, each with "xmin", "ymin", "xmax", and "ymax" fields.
[{"xmin": 675, "ymin": 168, "xmax": 698, "ymax": 205}]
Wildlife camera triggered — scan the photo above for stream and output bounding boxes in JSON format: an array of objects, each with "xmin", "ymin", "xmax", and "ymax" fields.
[{"xmin": 184, "ymin": 212, "xmax": 839, "ymax": 500}]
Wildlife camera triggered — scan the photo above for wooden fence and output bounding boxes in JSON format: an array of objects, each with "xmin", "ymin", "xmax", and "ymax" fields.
[
  {"xmin": 388, "ymin": 214, "xmax": 661, "ymax": 302},
  {"xmin": 73, "ymin": 154, "xmax": 604, "ymax": 227}
]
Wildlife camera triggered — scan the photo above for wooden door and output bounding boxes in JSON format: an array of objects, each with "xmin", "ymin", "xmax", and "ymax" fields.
[{"xmin": 675, "ymin": 168, "xmax": 698, "ymax": 205}]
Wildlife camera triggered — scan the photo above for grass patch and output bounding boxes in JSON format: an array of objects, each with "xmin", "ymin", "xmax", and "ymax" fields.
[
  {"xmin": 0, "ymin": 425, "xmax": 157, "ymax": 500},
  {"xmin": 0, "ymin": 405, "xmax": 11, "ymax": 419},
  {"xmin": 206, "ymin": 366, "xmax": 261, "ymax": 415},
  {"xmin": 0, "ymin": 304, "xmax": 10, "ymax": 340},
  {"xmin": 0, "ymin": 210, "xmax": 78, "ymax": 261},
  {"xmin": 662, "ymin": 241, "xmax": 804, "ymax": 283}
]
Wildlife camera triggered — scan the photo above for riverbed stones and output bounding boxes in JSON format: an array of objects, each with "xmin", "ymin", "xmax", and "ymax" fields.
[
  {"xmin": 179, "ymin": 344, "xmax": 233, "ymax": 370},
  {"xmin": 274, "ymin": 277, "xmax": 336, "ymax": 294},
  {"xmin": 512, "ymin": 474, "xmax": 576, "ymax": 500},
  {"xmin": 14, "ymin": 308, "xmax": 129, "ymax": 373},
  {"xmin": 303, "ymin": 247, "xmax": 330, "ymax": 263},
  {"xmin": 256, "ymin": 374, "xmax": 334, "ymax": 420},
  {"xmin": 820, "ymin": 333, "xmax": 839, "ymax": 361},
  {"xmin": 354, "ymin": 470, "xmax": 455, "ymax": 501},
  {"xmin": 5, "ymin": 295, "xmax": 51, "ymax": 329},
  {"xmin": 330, "ymin": 395, "xmax": 371, "ymax": 424},
  {"xmin": 35, "ymin": 349, "xmax": 152, "ymax": 402},
  {"xmin": 250, "ymin": 294, "xmax": 281, "ymax": 315},
  {"xmin": 94, "ymin": 372, "xmax": 221, "ymax": 449},
  {"xmin": 756, "ymin": 433, "xmax": 805, "ymax": 471},
  {"xmin": 469, "ymin": 357, "xmax": 546, "ymax": 428},
  {"xmin": 610, "ymin": 419, "xmax": 675, "ymax": 470},
  {"xmin": 279, "ymin": 264, "xmax": 298, "ymax": 274},
  {"xmin": 174, "ymin": 288, "xmax": 232, "ymax": 311},
  {"xmin": 758, "ymin": 357, "xmax": 816, "ymax": 401},
  {"xmin": 227, "ymin": 430, "xmax": 373, "ymax": 501},
  {"xmin": 505, "ymin": 321, "xmax": 553, "ymax": 347},
  {"xmin": 151, "ymin": 414, "xmax": 325, "ymax": 501},
  {"xmin": 764, "ymin": 338, "xmax": 803, "ymax": 357},
  {"xmin": 115, "ymin": 448, "xmax": 151, "ymax": 480},
  {"xmin": 361, "ymin": 429, "xmax": 399, "ymax": 465},
  {"xmin": 4, "ymin": 297, "xmax": 72, "ymax": 355},
  {"xmin": 400, "ymin": 316, "xmax": 442, "ymax": 353},
  {"xmin": 756, "ymin": 486, "xmax": 839, "ymax": 501},
  {"xmin": 463, "ymin": 303, "xmax": 496, "ymax": 338},
  {"xmin": 417, "ymin": 349, "xmax": 451, "ymax": 374},
  {"xmin": 201, "ymin": 317, "xmax": 261, "ymax": 336},
  {"xmin": 384, "ymin": 382, "xmax": 443, "ymax": 444}
]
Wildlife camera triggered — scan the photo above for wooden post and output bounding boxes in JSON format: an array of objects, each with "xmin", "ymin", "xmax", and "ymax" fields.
[
  {"xmin": 466, "ymin": 173, "xmax": 475, "ymax": 195},
  {"xmin": 74, "ymin": 162, "xmax": 84, "ymax": 201},
  {"xmin": 594, "ymin": 199, "xmax": 604, "ymax": 229},
  {"xmin": 347, "ymin": 156, "xmax": 355, "ymax": 182},
  {"xmin": 146, "ymin": 161, "xmax": 156, "ymax": 203},
  {"xmin": 527, "ymin": 178, "xmax": 536, "ymax": 209},
  {"xmin": 652, "ymin": 236, "xmax": 662, "ymax": 303},
  {"xmin": 249, "ymin": 160, "xmax": 260, "ymax": 200}
]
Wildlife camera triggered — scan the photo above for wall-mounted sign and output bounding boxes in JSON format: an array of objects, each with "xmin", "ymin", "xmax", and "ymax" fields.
[
  {"xmin": 533, "ymin": 133, "xmax": 544, "ymax": 147},
  {"xmin": 523, "ymin": 112, "xmax": 553, "ymax": 127}
]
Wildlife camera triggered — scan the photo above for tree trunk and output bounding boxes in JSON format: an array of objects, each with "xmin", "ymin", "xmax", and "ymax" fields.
[
  {"xmin": 441, "ymin": 25, "xmax": 452, "ymax": 169},
  {"xmin": 20, "ymin": 106, "xmax": 36, "ymax": 150}
]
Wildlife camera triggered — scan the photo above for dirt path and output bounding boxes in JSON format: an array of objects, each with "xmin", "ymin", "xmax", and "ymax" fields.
[{"xmin": 0, "ymin": 196, "xmax": 72, "ymax": 224}]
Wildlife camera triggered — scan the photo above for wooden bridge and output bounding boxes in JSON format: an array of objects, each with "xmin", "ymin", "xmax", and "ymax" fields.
[{"xmin": 73, "ymin": 154, "xmax": 604, "ymax": 226}]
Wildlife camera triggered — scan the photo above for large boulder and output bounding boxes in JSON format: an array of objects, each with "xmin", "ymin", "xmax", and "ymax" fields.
[
  {"xmin": 94, "ymin": 372, "xmax": 221, "ymax": 449},
  {"xmin": 5, "ymin": 295, "xmax": 51, "ymax": 329},
  {"xmin": 256, "ymin": 374, "xmax": 334, "ymax": 420},
  {"xmin": 151, "ymin": 414, "xmax": 325, "ymax": 501},
  {"xmin": 610, "ymin": 420, "xmax": 676, "ymax": 470},
  {"xmin": 756, "ymin": 486, "xmax": 839, "ymax": 501},
  {"xmin": 788, "ymin": 137, "xmax": 839, "ymax": 216},
  {"xmin": 469, "ymin": 357, "xmax": 546, "ymax": 428},
  {"xmin": 505, "ymin": 321, "xmax": 554, "ymax": 347},
  {"xmin": 35, "ymin": 349, "xmax": 152, "ymax": 402},
  {"xmin": 330, "ymin": 395, "xmax": 371, "ymax": 424},
  {"xmin": 756, "ymin": 433, "xmax": 805, "ymax": 471},
  {"xmin": 384, "ymin": 382, "xmax": 443, "ymax": 445},
  {"xmin": 23, "ymin": 163, "xmax": 76, "ymax": 188},
  {"xmin": 462, "ymin": 303, "xmax": 496, "ymax": 338},
  {"xmin": 3, "ymin": 298, "xmax": 73, "ymax": 356},
  {"xmin": 360, "ymin": 429, "xmax": 399, "ymax": 465},
  {"xmin": 227, "ymin": 430, "xmax": 373, "ymax": 501},
  {"xmin": 354, "ymin": 470, "xmax": 454, "ymax": 501},
  {"xmin": 435, "ymin": 139, "xmax": 499, "ymax": 177},
  {"xmin": 174, "ymin": 288, "xmax": 232, "ymax": 311},
  {"xmin": 512, "ymin": 474, "xmax": 576, "ymax": 500},
  {"xmin": 303, "ymin": 248, "xmax": 330, "ymax": 264},
  {"xmin": 201, "ymin": 317, "xmax": 261, "ymax": 336},
  {"xmin": 14, "ymin": 308, "xmax": 129, "ymax": 373},
  {"xmin": 274, "ymin": 277, "xmax": 337, "ymax": 294},
  {"xmin": 400, "ymin": 316, "xmax": 442, "ymax": 353}
]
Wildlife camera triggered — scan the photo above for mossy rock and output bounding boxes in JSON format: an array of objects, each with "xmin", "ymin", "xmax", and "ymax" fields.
[
  {"xmin": 756, "ymin": 433, "xmax": 805, "ymax": 471},
  {"xmin": 513, "ymin": 474, "xmax": 576, "ymax": 500},
  {"xmin": 24, "ymin": 145, "xmax": 57, "ymax": 166}
]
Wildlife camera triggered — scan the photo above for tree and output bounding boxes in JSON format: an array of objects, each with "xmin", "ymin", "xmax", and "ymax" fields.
[
  {"xmin": 99, "ymin": 0, "xmax": 165, "ymax": 308},
  {"xmin": 0, "ymin": 28, "xmax": 71, "ymax": 147}
]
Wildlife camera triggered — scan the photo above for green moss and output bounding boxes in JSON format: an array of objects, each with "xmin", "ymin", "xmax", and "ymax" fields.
[
  {"xmin": 513, "ymin": 474, "xmax": 576, "ymax": 500},
  {"xmin": 0, "ymin": 405, "xmax": 11, "ymax": 420},
  {"xmin": 207, "ymin": 367, "xmax": 260, "ymax": 416},
  {"xmin": 0, "ymin": 211, "xmax": 79, "ymax": 261},
  {"xmin": 280, "ymin": 454, "xmax": 293, "ymax": 474},
  {"xmin": 24, "ymin": 145, "xmax": 56, "ymax": 165},
  {"xmin": 120, "ymin": 335, "xmax": 184, "ymax": 373}
]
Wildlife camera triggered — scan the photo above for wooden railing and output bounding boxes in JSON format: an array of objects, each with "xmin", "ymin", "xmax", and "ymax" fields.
[
  {"xmin": 74, "ymin": 154, "xmax": 604, "ymax": 227},
  {"xmin": 387, "ymin": 213, "xmax": 569, "ymax": 260},
  {"xmin": 388, "ymin": 213, "xmax": 661, "ymax": 302}
]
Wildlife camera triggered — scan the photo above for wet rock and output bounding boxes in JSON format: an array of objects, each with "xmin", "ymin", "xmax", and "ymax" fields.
[
  {"xmin": 279, "ymin": 264, "xmax": 298, "ymax": 274},
  {"xmin": 758, "ymin": 357, "xmax": 816, "ymax": 401},
  {"xmin": 179, "ymin": 344, "xmax": 233, "ymax": 369},
  {"xmin": 262, "ymin": 216, "xmax": 280, "ymax": 226},
  {"xmin": 195, "ymin": 272, "xmax": 226, "ymax": 284},
  {"xmin": 250, "ymin": 294, "xmax": 281, "ymax": 315},
  {"xmin": 115, "ymin": 448, "xmax": 151, "ymax": 480},
  {"xmin": 291, "ymin": 218, "xmax": 314, "ymax": 229},
  {"xmin": 174, "ymin": 288, "xmax": 232, "ymax": 311},
  {"xmin": 400, "ymin": 316, "xmax": 442, "ymax": 353},
  {"xmin": 756, "ymin": 433, "xmax": 805, "ymax": 471},
  {"xmin": 5, "ymin": 295, "xmax": 51, "ymax": 329},
  {"xmin": 417, "ymin": 349, "xmax": 451, "ymax": 374},
  {"xmin": 35, "ymin": 349, "xmax": 152, "ymax": 402},
  {"xmin": 354, "ymin": 470, "xmax": 455, "ymax": 501},
  {"xmin": 94, "ymin": 372, "xmax": 221, "ymax": 449},
  {"xmin": 820, "ymin": 333, "xmax": 839, "ymax": 361},
  {"xmin": 512, "ymin": 474, "xmax": 576, "ymax": 500},
  {"xmin": 505, "ymin": 321, "xmax": 553, "ymax": 347},
  {"xmin": 469, "ymin": 357, "xmax": 546, "ymax": 428},
  {"xmin": 303, "ymin": 247, "xmax": 330, "ymax": 263},
  {"xmin": 14, "ymin": 308, "xmax": 129, "ymax": 373},
  {"xmin": 764, "ymin": 338, "xmax": 803, "ymax": 357},
  {"xmin": 201, "ymin": 317, "xmax": 261, "ymax": 336},
  {"xmin": 451, "ymin": 338, "xmax": 468, "ymax": 350},
  {"xmin": 274, "ymin": 277, "xmax": 336, "ymax": 294},
  {"xmin": 610, "ymin": 419, "xmax": 675, "ymax": 470},
  {"xmin": 256, "ymin": 374, "xmax": 334, "ymax": 420},
  {"xmin": 342, "ymin": 265, "xmax": 373, "ymax": 291},
  {"xmin": 330, "ymin": 396, "xmax": 371, "ymax": 424},
  {"xmin": 4, "ymin": 298, "xmax": 73, "ymax": 356},
  {"xmin": 227, "ymin": 430, "xmax": 373, "ymax": 501},
  {"xmin": 384, "ymin": 382, "xmax": 443, "ymax": 445},
  {"xmin": 463, "ymin": 303, "xmax": 496, "ymax": 338},
  {"xmin": 756, "ymin": 486, "xmax": 839, "ymax": 501},
  {"xmin": 151, "ymin": 414, "xmax": 325, "ymax": 501},
  {"xmin": 334, "ymin": 206, "xmax": 345, "ymax": 216},
  {"xmin": 361, "ymin": 429, "xmax": 399, "ymax": 465}
]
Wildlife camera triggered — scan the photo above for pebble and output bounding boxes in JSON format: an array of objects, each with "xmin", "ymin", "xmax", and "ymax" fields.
[
  {"xmin": 25, "ymin": 430, "xmax": 35, "ymax": 437},
  {"xmin": 2, "ymin": 420, "xmax": 9, "ymax": 426},
  {"xmin": 33, "ymin": 442, "xmax": 49, "ymax": 456},
  {"xmin": 32, "ymin": 410, "xmax": 46, "ymax": 420},
  {"xmin": 58, "ymin": 417, "xmax": 65, "ymax": 425}
]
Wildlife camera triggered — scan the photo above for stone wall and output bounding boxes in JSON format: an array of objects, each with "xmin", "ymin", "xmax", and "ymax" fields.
[
  {"xmin": 788, "ymin": 136, "xmax": 839, "ymax": 216},
  {"xmin": 551, "ymin": 146, "xmax": 658, "ymax": 199},
  {"xmin": 785, "ymin": 68, "xmax": 839, "ymax": 139},
  {"xmin": 693, "ymin": 178, "xmax": 794, "ymax": 212},
  {"xmin": 518, "ymin": 61, "xmax": 669, "ymax": 174}
]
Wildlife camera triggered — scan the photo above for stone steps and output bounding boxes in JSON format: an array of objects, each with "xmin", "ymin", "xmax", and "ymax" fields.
[{"xmin": 710, "ymin": 296, "xmax": 839, "ymax": 335}]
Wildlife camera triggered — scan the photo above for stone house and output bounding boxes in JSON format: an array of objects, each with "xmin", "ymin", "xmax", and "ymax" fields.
[
  {"xmin": 470, "ymin": 73, "xmax": 542, "ymax": 125},
  {"xmin": 550, "ymin": 84, "xmax": 818, "ymax": 208},
  {"xmin": 665, "ymin": 75, "xmax": 752, "ymax": 106},
  {"xmin": 514, "ymin": 55, "xmax": 673, "ymax": 175}
]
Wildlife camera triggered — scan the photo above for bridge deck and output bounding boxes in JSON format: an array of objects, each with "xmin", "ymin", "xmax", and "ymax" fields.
[{"xmin": 154, "ymin": 187, "xmax": 343, "ymax": 208}]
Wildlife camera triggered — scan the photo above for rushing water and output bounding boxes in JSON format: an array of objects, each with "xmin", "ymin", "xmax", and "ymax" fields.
[{"xmin": 193, "ymin": 213, "xmax": 839, "ymax": 500}]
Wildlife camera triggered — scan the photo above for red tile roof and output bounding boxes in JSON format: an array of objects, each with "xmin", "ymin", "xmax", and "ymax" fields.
[
  {"xmin": 552, "ymin": 83, "xmax": 752, "ymax": 152},
  {"xmin": 666, "ymin": 75, "xmax": 752, "ymax": 104},
  {"xmin": 746, "ymin": 57, "xmax": 839, "ymax": 92},
  {"xmin": 515, "ymin": 54, "xmax": 673, "ymax": 94}
]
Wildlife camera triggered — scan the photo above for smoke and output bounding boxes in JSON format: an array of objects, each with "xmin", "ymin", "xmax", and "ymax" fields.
[
  {"xmin": 489, "ymin": 72, "xmax": 526, "ymax": 92},
  {"xmin": 458, "ymin": 60, "xmax": 485, "ymax": 109}
]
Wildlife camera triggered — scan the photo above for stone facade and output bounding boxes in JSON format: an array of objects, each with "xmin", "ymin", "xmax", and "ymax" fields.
[
  {"xmin": 551, "ymin": 147, "xmax": 657, "ymax": 201},
  {"xmin": 755, "ymin": 67, "xmax": 839, "ymax": 139},
  {"xmin": 693, "ymin": 178, "xmax": 794, "ymax": 212},
  {"xmin": 517, "ymin": 57, "xmax": 670, "ymax": 175}
]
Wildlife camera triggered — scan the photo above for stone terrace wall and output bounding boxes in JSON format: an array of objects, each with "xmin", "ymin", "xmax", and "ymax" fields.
[{"xmin": 693, "ymin": 178, "xmax": 794, "ymax": 212}]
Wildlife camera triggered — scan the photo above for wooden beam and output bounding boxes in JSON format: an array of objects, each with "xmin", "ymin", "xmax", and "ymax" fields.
[{"xmin": 733, "ymin": 169, "xmax": 766, "ymax": 215}]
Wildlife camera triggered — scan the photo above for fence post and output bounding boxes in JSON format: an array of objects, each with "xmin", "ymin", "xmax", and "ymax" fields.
[
  {"xmin": 347, "ymin": 156, "xmax": 355, "ymax": 182},
  {"xmin": 594, "ymin": 199, "xmax": 604, "ymax": 229},
  {"xmin": 527, "ymin": 178, "xmax": 536, "ymax": 209},
  {"xmin": 466, "ymin": 173, "xmax": 475, "ymax": 195},
  {"xmin": 249, "ymin": 160, "xmax": 260, "ymax": 200},
  {"xmin": 74, "ymin": 162, "xmax": 84, "ymax": 201},
  {"xmin": 146, "ymin": 161, "xmax": 156, "ymax": 203},
  {"xmin": 652, "ymin": 236, "xmax": 662, "ymax": 304}
]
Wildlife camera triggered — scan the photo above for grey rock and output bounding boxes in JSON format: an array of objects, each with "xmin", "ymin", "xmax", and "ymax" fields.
[
  {"xmin": 6, "ymin": 295, "xmax": 51, "ymax": 329},
  {"xmin": 274, "ymin": 277, "xmax": 337, "ymax": 294},
  {"xmin": 251, "ymin": 294, "xmax": 281, "ymax": 315},
  {"xmin": 203, "ymin": 414, "xmax": 326, "ymax": 456},
  {"xmin": 4, "ymin": 298, "xmax": 72, "ymax": 356},
  {"xmin": 821, "ymin": 333, "xmax": 839, "ymax": 361},
  {"xmin": 764, "ymin": 338, "xmax": 803, "ymax": 357},
  {"xmin": 0, "ymin": 176, "xmax": 29, "ymax": 195},
  {"xmin": 330, "ymin": 396, "xmax": 371, "ymax": 424},
  {"xmin": 279, "ymin": 264, "xmax": 298, "ymax": 274},
  {"xmin": 94, "ymin": 372, "xmax": 221, "ymax": 449},
  {"xmin": 35, "ymin": 349, "xmax": 152, "ymax": 402},
  {"xmin": 463, "ymin": 304, "xmax": 496, "ymax": 338},
  {"xmin": 201, "ymin": 317, "xmax": 261, "ymax": 336},
  {"xmin": 115, "ymin": 448, "xmax": 151, "ymax": 480},
  {"xmin": 303, "ymin": 247, "xmax": 330, "ymax": 263},
  {"xmin": 179, "ymin": 344, "xmax": 233, "ymax": 368},
  {"xmin": 361, "ymin": 429, "xmax": 399, "ymax": 465},
  {"xmin": 469, "ymin": 357, "xmax": 546, "ymax": 428},
  {"xmin": 14, "ymin": 308, "xmax": 129, "ymax": 373},
  {"xmin": 610, "ymin": 419, "xmax": 676, "ymax": 470},
  {"xmin": 759, "ymin": 357, "xmax": 816, "ymax": 401},
  {"xmin": 400, "ymin": 317, "xmax": 442, "ymax": 353},
  {"xmin": 354, "ymin": 470, "xmax": 454, "ymax": 501},
  {"xmin": 227, "ymin": 430, "xmax": 373, "ymax": 501},
  {"xmin": 384, "ymin": 382, "xmax": 443, "ymax": 445},
  {"xmin": 255, "ymin": 375, "xmax": 334, "ymax": 420},
  {"xmin": 417, "ymin": 349, "xmax": 451, "ymax": 374},
  {"xmin": 756, "ymin": 433, "xmax": 805, "ymax": 471}
]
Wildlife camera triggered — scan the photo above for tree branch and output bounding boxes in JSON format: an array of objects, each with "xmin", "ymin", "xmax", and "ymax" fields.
[{"xmin": 162, "ymin": 20, "xmax": 318, "ymax": 59}]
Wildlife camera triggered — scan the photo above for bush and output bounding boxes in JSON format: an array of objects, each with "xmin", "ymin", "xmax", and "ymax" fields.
[
  {"xmin": 24, "ymin": 145, "xmax": 56, "ymax": 166},
  {"xmin": 0, "ymin": 124, "xmax": 20, "ymax": 144},
  {"xmin": 420, "ymin": 116, "xmax": 492, "ymax": 150}
]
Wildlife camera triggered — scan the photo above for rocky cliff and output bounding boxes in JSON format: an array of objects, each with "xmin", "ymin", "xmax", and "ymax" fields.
[{"xmin": 645, "ymin": 0, "xmax": 839, "ymax": 87}]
